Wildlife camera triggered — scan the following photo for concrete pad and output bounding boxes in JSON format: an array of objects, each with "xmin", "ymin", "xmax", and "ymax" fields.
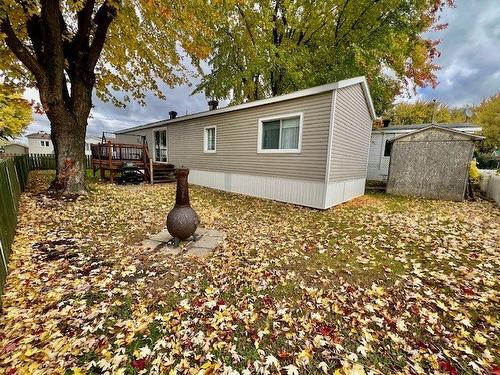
[
  {"xmin": 141, "ymin": 239, "xmax": 163, "ymax": 250},
  {"xmin": 141, "ymin": 226, "xmax": 225, "ymax": 257},
  {"xmin": 193, "ymin": 235, "xmax": 223, "ymax": 249},
  {"xmin": 149, "ymin": 228, "xmax": 173, "ymax": 243}
]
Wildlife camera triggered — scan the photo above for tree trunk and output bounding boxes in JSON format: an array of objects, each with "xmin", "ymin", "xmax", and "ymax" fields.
[{"xmin": 47, "ymin": 107, "xmax": 88, "ymax": 195}]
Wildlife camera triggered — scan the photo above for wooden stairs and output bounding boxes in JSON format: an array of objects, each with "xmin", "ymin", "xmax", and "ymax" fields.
[
  {"xmin": 152, "ymin": 163, "xmax": 176, "ymax": 183},
  {"xmin": 90, "ymin": 140, "xmax": 176, "ymax": 184}
]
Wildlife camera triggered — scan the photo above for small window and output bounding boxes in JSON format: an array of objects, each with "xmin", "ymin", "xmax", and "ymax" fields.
[
  {"xmin": 204, "ymin": 126, "xmax": 216, "ymax": 153},
  {"xmin": 258, "ymin": 113, "xmax": 302, "ymax": 153},
  {"xmin": 384, "ymin": 140, "xmax": 393, "ymax": 156},
  {"xmin": 40, "ymin": 140, "xmax": 49, "ymax": 147}
]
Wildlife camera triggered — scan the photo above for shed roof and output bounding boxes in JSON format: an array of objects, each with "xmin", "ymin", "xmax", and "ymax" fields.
[
  {"xmin": 389, "ymin": 125, "xmax": 484, "ymax": 143},
  {"xmin": 0, "ymin": 139, "xmax": 29, "ymax": 148},
  {"xmin": 116, "ymin": 76, "xmax": 376, "ymax": 134},
  {"xmin": 373, "ymin": 122, "xmax": 481, "ymax": 133}
]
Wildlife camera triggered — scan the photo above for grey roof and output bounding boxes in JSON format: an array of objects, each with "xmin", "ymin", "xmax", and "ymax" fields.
[
  {"xmin": 389, "ymin": 125, "xmax": 484, "ymax": 143},
  {"xmin": 373, "ymin": 122, "xmax": 481, "ymax": 132},
  {"xmin": 116, "ymin": 76, "xmax": 376, "ymax": 134},
  {"xmin": 0, "ymin": 139, "xmax": 28, "ymax": 148},
  {"xmin": 26, "ymin": 131, "xmax": 51, "ymax": 139}
]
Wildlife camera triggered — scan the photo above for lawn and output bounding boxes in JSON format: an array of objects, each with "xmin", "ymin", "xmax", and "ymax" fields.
[{"xmin": 1, "ymin": 171, "xmax": 499, "ymax": 374}]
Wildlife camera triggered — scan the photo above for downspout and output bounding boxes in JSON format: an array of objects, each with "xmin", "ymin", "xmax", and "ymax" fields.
[{"xmin": 322, "ymin": 89, "xmax": 338, "ymax": 209}]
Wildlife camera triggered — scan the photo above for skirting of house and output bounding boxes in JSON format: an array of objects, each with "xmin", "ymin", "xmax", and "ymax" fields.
[{"xmin": 188, "ymin": 169, "xmax": 366, "ymax": 209}]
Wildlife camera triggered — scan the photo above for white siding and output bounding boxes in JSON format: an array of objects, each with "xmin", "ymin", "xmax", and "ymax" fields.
[{"xmin": 28, "ymin": 138, "xmax": 53, "ymax": 154}]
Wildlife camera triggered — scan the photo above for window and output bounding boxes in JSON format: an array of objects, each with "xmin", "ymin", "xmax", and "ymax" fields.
[
  {"xmin": 154, "ymin": 129, "xmax": 167, "ymax": 162},
  {"xmin": 258, "ymin": 113, "xmax": 302, "ymax": 153},
  {"xmin": 204, "ymin": 126, "xmax": 216, "ymax": 153},
  {"xmin": 383, "ymin": 140, "xmax": 393, "ymax": 157},
  {"xmin": 40, "ymin": 140, "xmax": 50, "ymax": 147}
]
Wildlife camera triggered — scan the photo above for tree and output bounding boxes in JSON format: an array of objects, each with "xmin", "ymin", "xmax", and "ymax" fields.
[
  {"xmin": 383, "ymin": 100, "xmax": 465, "ymax": 125},
  {"xmin": 0, "ymin": 85, "xmax": 32, "ymax": 139},
  {"xmin": 475, "ymin": 94, "xmax": 500, "ymax": 152},
  {"xmin": 0, "ymin": 0, "xmax": 212, "ymax": 194},
  {"xmin": 193, "ymin": 0, "xmax": 454, "ymax": 115}
]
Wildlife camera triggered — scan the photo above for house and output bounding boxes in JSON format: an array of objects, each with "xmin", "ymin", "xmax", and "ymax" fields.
[
  {"xmin": 115, "ymin": 76, "xmax": 376, "ymax": 209},
  {"xmin": 368, "ymin": 123, "xmax": 481, "ymax": 181},
  {"xmin": 85, "ymin": 136, "xmax": 101, "ymax": 156},
  {"xmin": 27, "ymin": 131, "xmax": 101, "ymax": 156},
  {"xmin": 0, "ymin": 140, "xmax": 29, "ymax": 156},
  {"xmin": 27, "ymin": 131, "xmax": 53, "ymax": 154},
  {"xmin": 386, "ymin": 126, "xmax": 483, "ymax": 201}
]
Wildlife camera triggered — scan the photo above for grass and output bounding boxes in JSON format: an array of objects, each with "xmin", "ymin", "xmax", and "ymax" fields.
[{"xmin": 0, "ymin": 171, "xmax": 499, "ymax": 374}]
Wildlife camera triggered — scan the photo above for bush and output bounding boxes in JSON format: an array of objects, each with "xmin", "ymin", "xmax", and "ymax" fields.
[{"xmin": 469, "ymin": 160, "xmax": 481, "ymax": 183}]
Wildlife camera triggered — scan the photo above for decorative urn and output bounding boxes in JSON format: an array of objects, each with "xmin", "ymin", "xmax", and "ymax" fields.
[{"xmin": 166, "ymin": 168, "xmax": 199, "ymax": 245}]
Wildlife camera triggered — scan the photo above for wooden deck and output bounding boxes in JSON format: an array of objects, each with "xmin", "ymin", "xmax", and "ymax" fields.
[{"xmin": 90, "ymin": 142, "xmax": 175, "ymax": 183}]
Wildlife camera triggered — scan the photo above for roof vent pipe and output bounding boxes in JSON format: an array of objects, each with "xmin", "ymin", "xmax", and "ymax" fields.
[
  {"xmin": 169, "ymin": 111, "xmax": 177, "ymax": 119},
  {"xmin": 208, "ymin": 100, "xmax": 219, "ymax": 111},
  {"xmin": 382, "ymin": 119, "xmax": 390, "ymax": 127}
]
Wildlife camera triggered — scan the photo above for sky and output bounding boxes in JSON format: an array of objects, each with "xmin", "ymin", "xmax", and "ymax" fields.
[{"xmin": 22, "ymin": 0, "xmax": 500, "ymax": 141}]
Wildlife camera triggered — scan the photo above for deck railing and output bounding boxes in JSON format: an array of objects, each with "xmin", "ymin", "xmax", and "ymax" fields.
[{"xmin": 90, "ymin": 141, "xmax": 152, "ymax": 182}]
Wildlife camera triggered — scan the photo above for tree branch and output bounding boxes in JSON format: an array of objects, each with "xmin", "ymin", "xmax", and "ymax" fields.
[
  {"xmin": 87, "ymin": 1, "xmax": 117, "ymax": 69},
  {"xmin": 0, "ymin": 16, "xmax": 45, "ymax": 82},
  {"xmin": 72, "ymin": 0, "xmax": 96, "ymax": 52}
]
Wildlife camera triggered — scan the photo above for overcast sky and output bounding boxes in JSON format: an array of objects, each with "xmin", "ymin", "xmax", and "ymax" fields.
[{"xmin": 23, "ymin": 0, "xmax": 500, "ymax": 139}]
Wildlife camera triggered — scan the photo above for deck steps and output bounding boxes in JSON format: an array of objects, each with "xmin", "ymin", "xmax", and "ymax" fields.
[{"xmin": 152, "ymin": 163, "xmax": 176, "ymax": 184}]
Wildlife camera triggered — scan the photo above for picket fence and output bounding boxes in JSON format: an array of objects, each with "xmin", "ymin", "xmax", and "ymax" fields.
[{"xmin": 0, "ymin": 155, "xmax": 30, "ymax": 306}]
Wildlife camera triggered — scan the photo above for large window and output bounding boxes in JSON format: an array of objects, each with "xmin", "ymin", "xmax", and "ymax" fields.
[
  {"xmin": 204, "ymin": 126, "xmax": 216, "ymax": 153},
  {"xmin": 154, "ymin": 129, "xmax": 167, "ymax": 162},
  {"xmin": 258, "ymin": 113, "xmax": 302, "ymax": 153}
]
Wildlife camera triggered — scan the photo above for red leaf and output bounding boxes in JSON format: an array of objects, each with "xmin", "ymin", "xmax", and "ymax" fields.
[
  {"xmin": 6, "ymin": 368, "xmax": 16, "ymax": 375},
  {"xmin": 438, "ymin": 359, "xmax": 458, "ymax": 375},
  {"xmin": 491, "ymin": 366, "xmax": 500, "ymax": 375},
  {"xmin": 263, "ymin": 295, "xmax": 273, "ymax": 306},
  {"xmin": 1, "ymin": 340, "xmax": 19, "ymax": 355},
  {"xmin": 462, "ymin": 287, "xmax": 475, "ymax": 296},
  {"xmin": 278, "ymin": 350, "xmax": 290, "ymax": 359},
  {"xmin": 132, "ymin": 358, "xmax": 147, "ymax": 370}
]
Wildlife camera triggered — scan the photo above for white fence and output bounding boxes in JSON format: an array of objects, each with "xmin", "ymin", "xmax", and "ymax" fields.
[{"xmin": 479, "ymin": 170, "xmax": 500, "ymax": 207}]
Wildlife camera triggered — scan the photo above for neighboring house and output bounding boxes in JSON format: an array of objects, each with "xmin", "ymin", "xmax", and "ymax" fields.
[
  {"xmin": 27, "ymin": 131, "xmax": 101, "ymax": 156},
  {"xmin": 85, "ymin": 136, "xmax": 101, "ymax": 156},
  {"xmin": 386, "ymin": 126, "xmax": 483, "ymax": 201},
  {"xmin": 27, "ymin": 131, "xmax": 53, "ymax": 154},
  {"xmin": 116, "ymin": 76, "xmax": 376, "ymax": 209},
  {"xmin": 0, "ymin": 140, "xmax": 29, "ymax": 155},
  {"xmin": 368, "ymin": 123, "xmax": 482, "ymax": 181}
]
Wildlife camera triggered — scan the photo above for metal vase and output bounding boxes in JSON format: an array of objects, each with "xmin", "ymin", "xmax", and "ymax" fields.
[{"xmin": 166, "ymin": 168, "xmax": 199, "ymax": 242}]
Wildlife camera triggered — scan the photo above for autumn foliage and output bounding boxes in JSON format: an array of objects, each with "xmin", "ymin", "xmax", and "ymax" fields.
[{"xmin": 0, "ymin": 172, "xmax": 498, "ymax": 373}]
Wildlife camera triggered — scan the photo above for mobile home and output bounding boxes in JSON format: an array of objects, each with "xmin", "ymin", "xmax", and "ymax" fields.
[{"xmin": 116, "ymin": 76, "xmax": 376, "ymax": 209}]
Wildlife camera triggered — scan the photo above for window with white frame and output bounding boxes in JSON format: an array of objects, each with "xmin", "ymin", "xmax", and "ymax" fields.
[
  {"xmin": 204, "ymin": 126, "xmax": 216, "ymax": 153},
  {"xmin": 258, "ymin": 113, "xmax": 302, "ymax": 153},
  {"xmin": 40, "ymin": 140, "xmax": 50, "ymax": 147}
]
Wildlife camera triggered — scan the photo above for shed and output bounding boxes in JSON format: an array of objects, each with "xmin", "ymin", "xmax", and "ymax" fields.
[
  {"xmin": 0, "ymin": 140, "xmax": 29, "ymax": 155},
  {"xmin": 386, "ymin": 126, "xmax": 483, "ymax": 201},
  {"xmin": 367, "ymin": 123, "xmax": 481, "ymax": 181}
]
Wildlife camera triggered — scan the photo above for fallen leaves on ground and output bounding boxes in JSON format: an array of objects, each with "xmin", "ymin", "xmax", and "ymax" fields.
[{"xmin": 0, "ymin": 171, "xmax": 499, "ymax": 374}]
